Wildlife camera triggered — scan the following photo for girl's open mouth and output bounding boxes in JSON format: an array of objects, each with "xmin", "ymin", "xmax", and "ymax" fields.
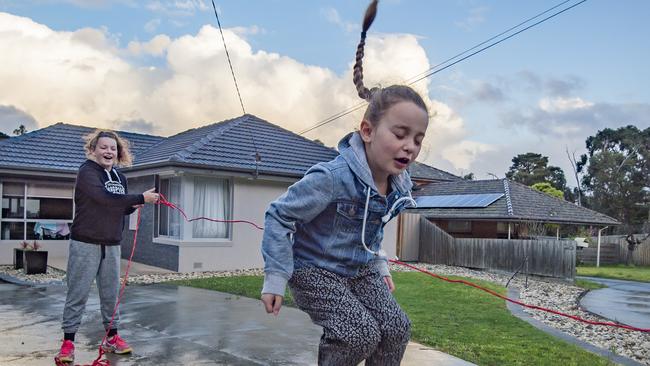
[{"xmin": 394, "ymin": 158, "xmax": 409, "ymax": 169}]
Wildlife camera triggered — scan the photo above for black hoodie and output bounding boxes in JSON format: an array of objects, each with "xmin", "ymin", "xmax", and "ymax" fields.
[{"xmin": 70, "ymin": 159, "xmax": 145, "ymax": 245}]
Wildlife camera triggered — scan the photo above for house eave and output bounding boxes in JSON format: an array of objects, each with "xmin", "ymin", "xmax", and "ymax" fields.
[
  {"xmin": 0, "ymin": 166, "xmax": 77, "ymax": 179},
  {"xmin": 123, "ymin": 161, "xmax": 302, "ymax": 183}
]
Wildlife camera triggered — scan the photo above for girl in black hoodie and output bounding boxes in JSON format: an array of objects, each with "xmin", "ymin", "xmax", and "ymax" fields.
[{"xmin": 56, "ymin": 130, "xmax": 159, "ymax": 364}]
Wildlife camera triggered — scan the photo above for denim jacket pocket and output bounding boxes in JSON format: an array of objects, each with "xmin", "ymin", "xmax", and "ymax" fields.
[{"xmin": 335, "ymin": 201, "xmax": 383, "ymax": 241}]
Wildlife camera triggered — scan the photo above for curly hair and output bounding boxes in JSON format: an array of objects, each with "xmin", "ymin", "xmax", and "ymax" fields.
[{"xmin": 83, "ymin": 129, "xmax": 133, "ymax": 167}]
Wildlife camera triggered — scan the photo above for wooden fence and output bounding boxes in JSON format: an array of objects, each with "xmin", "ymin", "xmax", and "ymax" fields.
[
  {"xmin": 397, "ymin": 213, "xmax": 422, "ymax": 261},
  {"xmin": 577, "ymin": 235, "xmax": 650, "ymax": 266},
  {"xmin": 419, "ymin": 218, "xmax": 576, "ymax": 279}
]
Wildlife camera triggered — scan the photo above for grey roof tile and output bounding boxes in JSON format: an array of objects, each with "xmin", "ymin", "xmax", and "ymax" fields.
[
  {"xmin": 0, "ymin": 123, "xmax": 163, "ymax": 173},
  {"xmin": 134, "ymin": 114, "xmax": 339, "ymax": 177},
  {"xmin": 408, "ymin": 161, "xmax": 461, "ymax": 182},
  {"xmin": 1, "ymin": 115, "xmax": 339, "ymax": 178}
]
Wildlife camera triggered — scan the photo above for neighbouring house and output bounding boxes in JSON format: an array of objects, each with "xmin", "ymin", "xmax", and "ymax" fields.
[
  {"xmin": 1, "ymin": 114, "xmax": 456, "ymax": 272},
  {"xmin": 397, "ymin": 178, "xmax": 620, "ymax": 261}
]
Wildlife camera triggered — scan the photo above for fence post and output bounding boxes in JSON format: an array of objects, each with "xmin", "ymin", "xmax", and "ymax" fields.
[{"xmin": 596, "ymin": 226, "xmax": 609, "ymax": 268}]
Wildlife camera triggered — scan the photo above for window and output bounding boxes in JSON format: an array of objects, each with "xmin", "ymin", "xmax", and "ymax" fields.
[
  {"xmin": 156, "ymin": 177, "xmax": 181, "ymax": 239},
  {"xmin": 447, "ymin": 220, "xmax": 472, "ymax": 233},
  {"xmin": 154, "ymin": 175, "xmax": 232, "ymax": 242},
  {"xmin": 192, "ymin": 177, "xmax": 230, "ymax": 239},
  {"xmin": 497, "ymin": 222, "xmax": 509, "ymax": 233},
  {"xmin": 1, "ymin": 181, "xmax": 73, "ymax": 240}
]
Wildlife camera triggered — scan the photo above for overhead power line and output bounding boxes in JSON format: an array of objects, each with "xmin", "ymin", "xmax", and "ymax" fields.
[
  {"xmin": 299, "ymin": 0, "xmax": 587, "ymax": 136},
  {"xmin": 211, "ymin": 0, "xmax": 246, "ymax": 115}
]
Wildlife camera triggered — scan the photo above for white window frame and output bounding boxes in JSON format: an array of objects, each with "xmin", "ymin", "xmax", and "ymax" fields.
[{"xmin": 153, "ymin": 173, "xmax": 233, "ymax": 247}]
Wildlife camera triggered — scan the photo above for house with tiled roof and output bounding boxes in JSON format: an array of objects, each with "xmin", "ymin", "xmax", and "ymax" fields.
[
  {"xmin": 396, "ymin": 179, "xmax": 619, "ymax": 261},
  {"xmin": 411, "ymin": 178, "xmax": 620, "ymax": 238},
  {"xmin": 1, "ymin": 115, "xmax": 355, "ymax": 271}
]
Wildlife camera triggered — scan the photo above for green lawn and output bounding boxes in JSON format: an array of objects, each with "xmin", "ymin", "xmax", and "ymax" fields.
[
  {"xmin": 574, "ymin": 278, "xmax": 607, "ymax": 290},
  {"xmin": 171, "ymin": 273, "xmax": 613, "ymax": 365},
  {"xmin": 577, "ymin": 264, "xmax": 650, "ymax": 283}
]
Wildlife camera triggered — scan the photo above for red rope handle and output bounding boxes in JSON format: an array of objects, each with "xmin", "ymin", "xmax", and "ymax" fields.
[{"xmin": 389, "ymin": 259, "xmax": 650, "ymax": 333}]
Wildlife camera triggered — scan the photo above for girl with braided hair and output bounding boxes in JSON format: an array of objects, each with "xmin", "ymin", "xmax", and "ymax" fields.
[{"xmin": 261, "ymin": 1, "xmax": 428, "ymax": 364}]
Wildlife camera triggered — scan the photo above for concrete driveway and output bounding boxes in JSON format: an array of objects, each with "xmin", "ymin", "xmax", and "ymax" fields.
[
  {"xmin": 579, "ymin": 276, "xmax": 650, "ymax": 329},
  {"xmin": 0, "ymin": 281, "xmax": 474, "ymax": 365}
]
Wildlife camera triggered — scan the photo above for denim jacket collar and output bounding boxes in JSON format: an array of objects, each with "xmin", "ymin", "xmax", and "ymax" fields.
[{"xmin": 338, "ymin": 132, "xmax": 413, "ymax": 196}]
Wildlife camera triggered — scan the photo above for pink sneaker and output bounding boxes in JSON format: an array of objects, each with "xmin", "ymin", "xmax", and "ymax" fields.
[
  {"xmin": 55, "ymin": 339, "xmax": 75, "ymax": 363},
  {"xmin": 101, "ymin": 334, "xmax": 133, "ymax": 354}
]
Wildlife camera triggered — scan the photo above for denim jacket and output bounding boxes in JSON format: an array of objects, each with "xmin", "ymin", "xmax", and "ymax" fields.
[{"xmin": 261, "ymin": 132, "xmax": 415, "ymax": 296}]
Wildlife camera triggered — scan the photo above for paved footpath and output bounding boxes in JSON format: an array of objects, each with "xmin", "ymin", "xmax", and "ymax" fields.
[{"xmin": 579, "ymin": 276, "xmax": 650, "ymax": 329}]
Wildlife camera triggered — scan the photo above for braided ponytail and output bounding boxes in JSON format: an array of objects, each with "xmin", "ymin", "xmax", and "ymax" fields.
[
  {"xmin": 352, "ymin": 0, "xmax": 428, "ymax": 125},
  {"xmin": 353, "ymin": 0, "xmax": 378, "ymax": 100}
]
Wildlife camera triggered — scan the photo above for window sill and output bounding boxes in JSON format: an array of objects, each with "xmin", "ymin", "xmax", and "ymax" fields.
[{"xmin": 153, "ymin": 237, "xmax": 233, "ymax": 247}]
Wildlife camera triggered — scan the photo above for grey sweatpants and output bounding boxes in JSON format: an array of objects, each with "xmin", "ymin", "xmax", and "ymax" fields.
[
  {"xmin": 289, "ymin": 265, "xmax": 411, "ymax": 366},
  {"xmin": 62, "ymin": 239, "xmax": 121, "ymax": 334}
]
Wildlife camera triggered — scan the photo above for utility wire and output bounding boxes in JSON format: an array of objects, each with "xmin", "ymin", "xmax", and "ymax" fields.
[
  {"xmin": 211, "ymin": 0, "xmax": 246, "ymax": 115},
  {"xmin": 211, "ymin": 1, "xmax": 261, "ymax": 176},
  {"xmin": 403, "ymin": 0, "xmax": 575, "ymax": 84},
  {"xmin": 300, "ymin": 0, "xmax": 587, "ymax": 136},
  {"xmin": 408, "ymin": 0, "xmax": 586, "ymax": 85}
]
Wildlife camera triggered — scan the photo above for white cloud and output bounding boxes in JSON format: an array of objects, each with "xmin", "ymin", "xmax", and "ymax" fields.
[
  {"xmin": 502, "ymin": 98, "xmax": 650, "ymax": 138},
  {"xmin": 441, "ymin": 140, "xmax": 497, "ymax": 171},
  {"xmin": 321, "ymin": 7, "xmax": 357, "ymax": 33},
  {"xmin": 230, "ymin": 25, "xmax": 266, "ymax": 37},
  {"xmin": 146, "ymin": 0, "xmax": 208, "ymax": 17},
  {"xmin": 172, "ymin": 0, "xmax": 209, "ymax": 12},
  {"xmin": 539, "ymin": 97, "xmax": 594, "ymax": 113},
  {"xmin": 0, "ymin": 11, "xmax": 482, "ymax": 173},
  {"xmin": 144, "ymin": 18, "xmax": 161, "ymax": 33},
  {"xmin": 128, "ymin": 34, "xmax": 171, "ymax": 56}
]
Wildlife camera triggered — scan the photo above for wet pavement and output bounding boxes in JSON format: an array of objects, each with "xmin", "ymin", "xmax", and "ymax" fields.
[
  {"xmin": 0, "ymin": 281, "xmax": 475, "ymax": 365},
  {"xmin": 579, "ymin": 276, "xmax": 650, "ymax": 329}
]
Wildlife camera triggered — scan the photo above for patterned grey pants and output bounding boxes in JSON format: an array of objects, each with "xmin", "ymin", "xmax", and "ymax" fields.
[{"xmin": 289, "ymin": 265, "xmax": 411, "ymax": 366}]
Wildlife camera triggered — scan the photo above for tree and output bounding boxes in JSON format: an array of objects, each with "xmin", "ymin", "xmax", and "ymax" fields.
[
  {"xmin": 462, "ymin": 172, "xmax": 475, "ymax": 180},
  {"xmin": 578, "ymin": 125, "xmax": 650, "ymax": 227},
  {"xmin": 531, "ymin": 182, "xmax": 564, "ymax": 199},
  {"xmin": 565, "ymin": 146, "xmax": 587, "ymax": 206},
  {"xmin": 0, "ymin": 131, "xmax": 9, "ymax": 140},
  {"xmin": 13, "ymin": 124, "xmax": 28, "ymax": 136},
  {"xmin": 505, "ymin": 153, "xmax": 567, "ymax": 191}
]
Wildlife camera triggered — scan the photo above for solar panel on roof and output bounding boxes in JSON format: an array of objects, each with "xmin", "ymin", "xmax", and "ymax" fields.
[{"xmin": 415, "ymin": 193, "xmax": 504, "ymax": 208}]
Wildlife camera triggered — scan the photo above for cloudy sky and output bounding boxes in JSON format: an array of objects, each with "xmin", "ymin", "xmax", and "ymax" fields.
[{"xmin": 0, "ymin": 0, "xmax": 648, "ymax": 183}]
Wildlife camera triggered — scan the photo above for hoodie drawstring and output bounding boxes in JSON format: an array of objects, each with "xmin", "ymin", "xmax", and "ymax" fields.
[
  {"xmin": 104, "ymin": 169, "xmax": 121, "ymax": 184},
  {"xmin": 361, "ymin": 187, "xmax": 417, "ymax": 257},
  {"xmin": 381, "ymin": 190, "xmax": 417, "ymax": 224}
]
